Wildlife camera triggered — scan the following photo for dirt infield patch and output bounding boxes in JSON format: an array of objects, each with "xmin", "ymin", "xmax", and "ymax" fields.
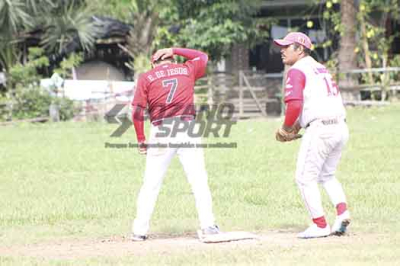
[{"xmin": 0, "ymin": 230, "xmax": 391, "ymax": 260}]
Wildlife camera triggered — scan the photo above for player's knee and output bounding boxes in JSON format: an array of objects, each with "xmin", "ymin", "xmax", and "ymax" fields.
[
  {"xmin": 295, "ymin": 174, "xmax": 317, "ymax": 186},
  {"xmin": 318, "ymin": 173, "xmax": 335, "ymax": 184}
]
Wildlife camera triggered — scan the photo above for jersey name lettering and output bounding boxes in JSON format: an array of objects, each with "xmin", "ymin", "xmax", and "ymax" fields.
[{"xmin": 147, "ymin": 67, "xmax": 189, "ymax": 82}]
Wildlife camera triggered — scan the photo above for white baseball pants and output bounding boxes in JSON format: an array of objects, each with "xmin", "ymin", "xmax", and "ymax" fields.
[
  {"xmin": 133, "ymin": 120, "xmax": 215, "ymax": 236},
  {"xmin": 295, "ymin": 119, "xmax": 349, "ymax": 219}
]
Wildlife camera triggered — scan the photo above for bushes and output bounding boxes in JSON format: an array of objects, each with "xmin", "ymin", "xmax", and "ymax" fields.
[
  {"xmin": 0, "ymin": 47, "xmax": 78, "ymax": 122},
  {"xmin": 11, "ymin": 87, "xmax": 52, "ymax": 120},
  {"xmin": 52, "ymin": 97, "xmax": 76, "ymax": 121},
  {"xmin": 0, "ymin": 87, "xmax": 76, "ymax": 122}
]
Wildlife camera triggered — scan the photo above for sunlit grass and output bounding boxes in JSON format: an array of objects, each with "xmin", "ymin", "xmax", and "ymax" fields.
[{"xmin": 1, "ymin": 104, "xmax": 399, "ymax": 264}]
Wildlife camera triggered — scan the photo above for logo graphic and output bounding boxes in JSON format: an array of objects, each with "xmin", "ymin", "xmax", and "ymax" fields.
[
  {"xmin": 104, "ymin": 103, "xmax": 237, "ymax": 138},
  {"xmin": 104, "ymin": 104, "xmax": 132, "ymax": 137}
]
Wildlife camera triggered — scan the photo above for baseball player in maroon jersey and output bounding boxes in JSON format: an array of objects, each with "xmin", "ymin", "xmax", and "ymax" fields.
[
  {"xmin": 274, "ymin": 32, "xmax": 350, "ymax": 238},
  {"xmin": 130, "ymin": 48, "xmax": 219, "ymax": 241}
]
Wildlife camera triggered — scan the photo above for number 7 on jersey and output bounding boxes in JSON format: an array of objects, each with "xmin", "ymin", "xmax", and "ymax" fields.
[{"xmin": 162, "ymin": 78, "xmax": 178, "ymax": 104}]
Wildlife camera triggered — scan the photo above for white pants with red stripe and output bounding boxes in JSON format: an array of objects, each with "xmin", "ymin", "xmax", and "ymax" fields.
[
  {"xmin": 132, "ymin": 121, "xmax": 215, "ymax": 236},
  {"xmin": 295, "ymin": 119, "xmax": 349, "ymax": 219}
]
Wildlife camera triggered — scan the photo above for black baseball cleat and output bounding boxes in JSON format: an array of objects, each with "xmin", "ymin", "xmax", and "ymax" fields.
[
  {"xmin": 331, "ymin": 219, "xmax": 351, "ymax": 236},
  {"xmin": 130, "ymin": 234, "xmax": 147, "ymax": 241},
  {"xmin": 331, "ymin": 211, "xmax": 351, "ymax": 236}
]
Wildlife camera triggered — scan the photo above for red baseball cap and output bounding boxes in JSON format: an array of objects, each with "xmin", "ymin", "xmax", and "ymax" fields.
[{"xmin": 274, "ymin": 32, "xmax": 313, "ymax": 49}]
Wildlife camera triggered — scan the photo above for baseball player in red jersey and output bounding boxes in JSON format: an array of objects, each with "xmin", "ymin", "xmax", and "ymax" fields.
[
  {"xmin": 274, "ymin": 32, "xmax": 350, "ymax": 238},
  {"xmin": 130, "ymin": 48, "xmax": 219, "ymax": 241}
]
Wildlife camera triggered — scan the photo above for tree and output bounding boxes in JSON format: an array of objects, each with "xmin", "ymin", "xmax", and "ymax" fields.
[
  {"xmin": 0, "ymin": 0, "xmax": 96, "ymax": 79},
  {"xmin": 88, "ymin": 0, "xmax": 163, "ymax": 75},
  {"xmin": 124, "ymin": 0, "xmax": 162, "ymax": 74},
  {"xmin": 316, "ymin": 0, "xmax": 400, "ymax": 100},
  {"xmin": 338, "ymin": 0, "xmax": 357, "ymax": 72},
  {"xmin": 0, "ymin": 0, "xmax": 33, "ymax": 72},
  {"xmin": 156, "ymin": 0, "xmax": 273, "ymax": 62},
  {"xmin": 85, "ymin": 0, "xmax": 132, "ymax": 23},
  {"xmin": 88, "ymin": 0, "xmax": 273, "ymax": 75},
  {"xmin": 338, "ymin": 0, "xmax": 358, "ymax": 100},
  {"xmin": 356, "ymin": 0, "xmax": 400, "ymax": 100},
  {"xmin": 40, "ymin": 0, "xmax": 100, "ymax": 54}
]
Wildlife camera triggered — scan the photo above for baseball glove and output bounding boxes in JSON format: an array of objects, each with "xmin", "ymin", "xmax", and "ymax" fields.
[{"xmin": 275, "ymin": 125, "xmax": 302, "ymax": 142}]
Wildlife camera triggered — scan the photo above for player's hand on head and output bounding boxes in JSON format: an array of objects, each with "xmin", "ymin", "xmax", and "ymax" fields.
[
  {"xmin": 138, "ymin": 142, "xmax": 147, "ymax": 155},
  {"xmin": 152, "ymin": 48, "xmax": 173, "ymax": 62}
]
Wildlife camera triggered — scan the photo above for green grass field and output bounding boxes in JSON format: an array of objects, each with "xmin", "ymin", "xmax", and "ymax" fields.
[{"xmin": 1, "ymin": 104, "xmax": 400, "ymax": 265}]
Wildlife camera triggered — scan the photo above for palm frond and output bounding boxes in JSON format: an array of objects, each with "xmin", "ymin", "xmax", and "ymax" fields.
[
  {"xmin": 41, "ymin": 2, "xmax": 100, "ymax": 54},
  {"xmin": 24, "ymin": 0, "xmax": 51, "ymax": 15},
  {"xmin": 0, "ymin": 0, "xmax": 34, "ymax": 35}
]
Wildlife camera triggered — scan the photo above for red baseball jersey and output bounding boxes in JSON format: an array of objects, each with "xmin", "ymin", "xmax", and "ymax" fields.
[
  {"xmin": 283, "ymin": 56, "xmax": 345, "ymax": 127},
  {"xmin": 131, "ymin": 48, "xmax": 208, "ymax": 142},
  {"xmin": 132, "ymin": 58, "xmax": 206, "ymax": 123}
]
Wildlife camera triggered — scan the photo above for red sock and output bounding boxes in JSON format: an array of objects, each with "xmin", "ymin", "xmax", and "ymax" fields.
[
  {"xmin": 312, "ymin": 216, "xmax": 327, "ymax": 228},
  {"xmin": 336, "ymin": 202, "xmax": 347, "ymax": 216}
]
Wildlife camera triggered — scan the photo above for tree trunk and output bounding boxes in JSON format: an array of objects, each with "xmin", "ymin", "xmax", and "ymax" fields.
[
  {"xmin": 360, "ymin": 17, "xmax": 374, "ymax": 84},
  {"xmin": 338, "ymin": 0, "xmax": 359, "ymax": 101}
]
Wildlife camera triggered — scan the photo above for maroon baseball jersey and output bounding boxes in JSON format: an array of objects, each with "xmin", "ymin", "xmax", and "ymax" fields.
[
  {"xmin": 132, "ymin": 60, "xmax": 205, "ymax": 122},
  {"xmin": 131, "ymin": 48, "xmax": 208, "ymax": 142}
]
